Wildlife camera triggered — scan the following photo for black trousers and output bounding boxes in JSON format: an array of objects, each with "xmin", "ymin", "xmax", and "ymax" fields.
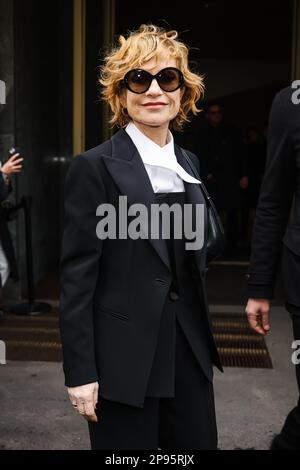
[
  {"xmin": 271, "ymin": 310, "xmax": 300, "ymax": 450},
  {"xmin": 88, "ymin": 316, "xmax": 217, "ymax": 450}
]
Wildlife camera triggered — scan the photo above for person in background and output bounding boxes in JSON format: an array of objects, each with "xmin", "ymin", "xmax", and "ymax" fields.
[
  {"xmin": 245, "ymin": 128, "xmax": 267, "ymax": 209},
  {"xmin": 240, "ymin": 127, "xmax": 267, "ymax": 246},
  {"xmin": 196, "ymin": 103, "xmax": 248, "ymax": 257},
  {"xmin": 0, "ymin": 150, "xmax": 23, "ymax": 319}
]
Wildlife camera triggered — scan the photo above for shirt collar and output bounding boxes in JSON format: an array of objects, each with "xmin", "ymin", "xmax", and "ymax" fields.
[
  {"xmin": 125, "ymin": 121, "xmax": 201, "ymax": 185},
  {"xmin": 125, "ymin": 121, "xmax": 177, "ymax": 167}
]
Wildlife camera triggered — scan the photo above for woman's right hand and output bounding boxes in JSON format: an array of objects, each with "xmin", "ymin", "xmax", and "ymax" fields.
[{"xmin": 67, "ymin": 381, "xmax": 99, "ymax": 422}]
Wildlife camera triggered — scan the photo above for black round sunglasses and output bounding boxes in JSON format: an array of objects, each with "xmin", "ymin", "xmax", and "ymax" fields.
[{"xmin": 122, "ymin": 67, "xmax": 184, "ymax": 94}]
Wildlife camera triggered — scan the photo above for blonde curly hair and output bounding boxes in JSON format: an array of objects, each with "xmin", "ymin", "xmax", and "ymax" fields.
[{"xmin": 99, "ymin": 24, "xmax": 204, "ymax": 131}]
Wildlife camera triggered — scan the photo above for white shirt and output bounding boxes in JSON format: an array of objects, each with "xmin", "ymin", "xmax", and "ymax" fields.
[{"xmin": 125, "ymin": 122, "xmax": 201, "ymax": 193}]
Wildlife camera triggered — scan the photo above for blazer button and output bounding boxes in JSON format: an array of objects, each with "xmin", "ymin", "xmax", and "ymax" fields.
[{"xmin": 169, "ymin": 290, "xmax": 180, "ymax": 302}]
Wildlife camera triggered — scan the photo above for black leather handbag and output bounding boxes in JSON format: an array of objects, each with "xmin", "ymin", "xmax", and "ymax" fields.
[{"xmin": 181, "ymin": 149, "xmax": 226, "ymax": 263}]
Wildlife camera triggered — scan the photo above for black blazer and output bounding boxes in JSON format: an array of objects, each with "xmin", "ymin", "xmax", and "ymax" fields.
[
  {"xmin": 59, "ymin": 129, "xmax": 222, "ymax": 407},
  {"xmin": 248, "ymin": 85, "xmax": 300, "ymax": 304}
]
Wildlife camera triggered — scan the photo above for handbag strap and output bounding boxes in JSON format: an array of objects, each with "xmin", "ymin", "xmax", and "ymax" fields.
[{"xmin": 180, "ymin": 148, "xmax": 211, "ymax": 203}]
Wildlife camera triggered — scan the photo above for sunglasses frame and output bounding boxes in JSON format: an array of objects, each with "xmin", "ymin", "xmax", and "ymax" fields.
[{"xmin": 122, "ymin": 67, "xmax": 184, "ymax": 94}]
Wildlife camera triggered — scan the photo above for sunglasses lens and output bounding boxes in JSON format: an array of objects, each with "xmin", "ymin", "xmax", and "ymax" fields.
[
  {"xmin": 157, "ymin": 68, "xmax": 182, "ymax": 92},
  {"xmin": 124, "ymin": 68, "xmax": 183, "ymax": 93},
  {"xmin": 126, "ymin": 70, "xmax": 150, "ymax": 93}
]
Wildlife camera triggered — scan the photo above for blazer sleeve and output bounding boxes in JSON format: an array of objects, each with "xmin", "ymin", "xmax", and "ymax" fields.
[
  {"xmin": 59, "ymin": 154, "xmax": 106, "ymax": 387},
  {"xmin": 247, "ymin": 89, "xmax": 296, "ymax": 299}
]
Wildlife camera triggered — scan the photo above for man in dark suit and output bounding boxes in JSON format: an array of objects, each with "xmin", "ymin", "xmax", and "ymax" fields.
[{"xmin": 246, "ymin": 84, "xmax": 300, "ymax": 450}]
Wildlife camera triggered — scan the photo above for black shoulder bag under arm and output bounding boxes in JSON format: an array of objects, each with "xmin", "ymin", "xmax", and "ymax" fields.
[{"xmin": 181, "ymin": 148, "xmax": 226, "ymax": 263}]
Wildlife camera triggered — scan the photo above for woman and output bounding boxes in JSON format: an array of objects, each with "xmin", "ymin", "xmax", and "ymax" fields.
[{"xmin": 60, "ymin": 24, "xmax": 222, "ymax": 450}]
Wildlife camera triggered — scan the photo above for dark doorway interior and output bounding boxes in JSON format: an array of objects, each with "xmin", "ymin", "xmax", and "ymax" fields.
[
  {"xmin": 114, "ymin": 0, "xmax": 292, "ymax": 142},
  {"xmin": 13, "ymin": 0, "xmax": 73, "ymax": 298}
]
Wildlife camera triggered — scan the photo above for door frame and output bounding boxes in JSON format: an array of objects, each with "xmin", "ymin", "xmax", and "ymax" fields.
[
  {"xmin": 73, "ymin": 0, "xmax": 115, "ymax": 155},
  {"xmin": 73, "ymin": 0, "xmax": 86, "ymax": 155}
]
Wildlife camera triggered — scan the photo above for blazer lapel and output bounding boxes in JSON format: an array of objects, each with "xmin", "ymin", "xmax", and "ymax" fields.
[{"xmin": 101, "ymin": 129, "xmax": 171, "ymax": 272}]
